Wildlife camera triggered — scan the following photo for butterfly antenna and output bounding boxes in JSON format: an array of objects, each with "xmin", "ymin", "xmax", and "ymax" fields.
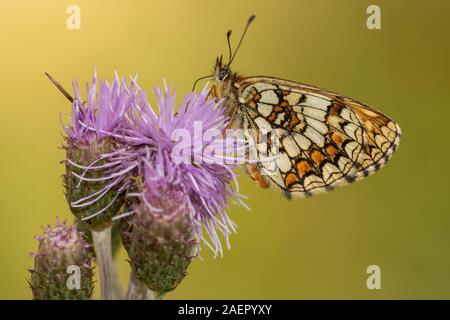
[
  {"xmin": 45, "ymin": 72, "xmax": 74, "ymax": 103},
  {"xmin": 226, "ymin": 30, "xmax": 233, "ymax": 62},
  {"xmin": 228, "ymin": 15, "xmax": 255, "ymax": 66},
  {"xmin": 192, "ymin": 74, "xmax": 214, "ymax": 91}
]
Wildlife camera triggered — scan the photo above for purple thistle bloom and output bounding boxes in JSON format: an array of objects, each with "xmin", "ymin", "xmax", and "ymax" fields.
[
  {"xmin": 58, "ymin": 69, "xmax": 248, "ymax": 252},
  {"xmin": 123, "ymin": 83, "xmax": 248, "ymax": 257},
  {"xmin": 62, "ymin": 70, "xmax": 143, "ymax": 227},
  {"xmin": 45, "ymin": 70, "xmax": 251, "ymax": 300},
  {"xmin": 63, "ymin": 70, "xmax": 135, "ymax": 142}
]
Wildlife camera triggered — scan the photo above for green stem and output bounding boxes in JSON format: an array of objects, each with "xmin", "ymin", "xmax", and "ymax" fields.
[{"xmin": 92, "ymin": 226, "xmax": 114, "ymax": 300}]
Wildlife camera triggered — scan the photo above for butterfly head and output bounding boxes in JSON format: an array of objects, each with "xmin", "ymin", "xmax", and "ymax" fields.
[{"xmin": 214, "ymin": 55, "xmax": 231, "ymax": 82}]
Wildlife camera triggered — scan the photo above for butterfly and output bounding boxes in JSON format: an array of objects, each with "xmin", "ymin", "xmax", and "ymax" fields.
[{"xmin": 197, "ymin": 15, "xmax": 401, "ymax": 199}]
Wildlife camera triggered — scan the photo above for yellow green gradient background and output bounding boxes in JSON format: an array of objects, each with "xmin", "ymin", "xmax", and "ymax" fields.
[{"xmin": 1, "ymin": 0, "xmax": 449, "ymax": 299}]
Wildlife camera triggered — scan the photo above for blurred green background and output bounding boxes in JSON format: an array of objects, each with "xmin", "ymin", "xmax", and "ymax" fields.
[{"xmin": 1, "ymin": 0, "xmax": 449, "ymax": 299}]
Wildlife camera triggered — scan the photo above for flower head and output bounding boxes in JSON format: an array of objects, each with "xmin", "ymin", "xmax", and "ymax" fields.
[
  {"xmin": 63, "ymin": 71, "xmax": 143, "ymax": 228},
  {"xmin": 119, "ymin": 84, "xmax": 247, "ymax": 295},
  {"xmin": 123, "ymin": 84, "xmax": 246, "ymax": 257},
  {"xmin": 63, "ymin": 70, "xmax": 134, "ymax": 142}
]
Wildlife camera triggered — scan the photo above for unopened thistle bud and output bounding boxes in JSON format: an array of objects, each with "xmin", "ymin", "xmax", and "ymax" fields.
[
  {"xmin": 122, "ymin": 188, "xmax": 196, "ymax": 295},
  {"xmin": 30, "ymin": 219, "xmax": 94, "ymax": 300}
]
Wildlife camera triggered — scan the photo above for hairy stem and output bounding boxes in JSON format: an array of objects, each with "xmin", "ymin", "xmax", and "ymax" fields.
[
  {"xmin": 92, "ymin": 226, "xmax": 114, "ymax": 300},
  {"xmin": 126, "ymin": 270, "xmax": 147, "ymax": 300}
]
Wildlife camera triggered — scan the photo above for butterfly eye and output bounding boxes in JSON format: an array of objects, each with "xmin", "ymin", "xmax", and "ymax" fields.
[{"xmin": 218, "ymin": 69, "xmax": 229, "ymax": 81}]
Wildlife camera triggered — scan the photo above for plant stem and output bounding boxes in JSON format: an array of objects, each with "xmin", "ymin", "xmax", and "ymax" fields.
[
  {"xmin": 144, "ymin": 289, "xmax": 164, "ymax": 300},
  {"xmin": 92, "ymin": 226, "xmax": 114, "ymax": 300},
  {"xmin": 111, "ymin": 260, "xmax": 123, "ymax": 299},
  {"xmin": 126, "ymin": 270, "xmax": 147, "ymax": 300}
]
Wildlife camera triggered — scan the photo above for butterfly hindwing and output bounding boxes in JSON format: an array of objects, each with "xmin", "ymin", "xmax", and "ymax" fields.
[{"xmin": 234, "ymin": 76, "xmax": 401, "ymax": 198}]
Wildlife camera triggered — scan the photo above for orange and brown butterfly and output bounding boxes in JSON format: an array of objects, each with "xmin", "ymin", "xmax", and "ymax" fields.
[{"xmin": 198, "ymin": 15, "xmax": 401, "ymax": 199}]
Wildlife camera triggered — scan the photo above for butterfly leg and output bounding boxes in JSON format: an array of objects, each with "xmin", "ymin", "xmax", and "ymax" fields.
[
  {"xmin": 226, "ymin": 105, "xmax": 239, "ymax": 129},
  {"xmin": 242, "ymin": 119, "xmax": 270, "ymax": 188},
  {"xmin": 207, "ymin": 84, "xmax": 218, "ymax": 100},
  {"xmin": 245, "ymin": 164, "xmax": 270, "ymax": 189}
]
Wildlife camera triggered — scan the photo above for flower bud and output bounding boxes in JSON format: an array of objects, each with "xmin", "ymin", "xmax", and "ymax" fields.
[
  {"xmin": 30, "ymin": 219, "xmax": 94, "ymax": 300},
  {"xmin": 121, "ymin": 189, "xmax": 196, "ymax": 296}
]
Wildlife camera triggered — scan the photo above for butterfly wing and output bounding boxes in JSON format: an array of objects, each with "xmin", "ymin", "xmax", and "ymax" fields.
[{"xmin": 235, "ymin": 76, "xmax": 401, "ymax": 198}]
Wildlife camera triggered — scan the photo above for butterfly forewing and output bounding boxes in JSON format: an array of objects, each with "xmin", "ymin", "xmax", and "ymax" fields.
[{"xmin": 233, "ymin": 76, "xmax": 401, "ymax": 198}]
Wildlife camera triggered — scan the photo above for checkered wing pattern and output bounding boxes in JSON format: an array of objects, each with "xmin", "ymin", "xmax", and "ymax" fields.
[{"xmin": 236, "ymin": 76, "xmax": 401, "ymax": 198}]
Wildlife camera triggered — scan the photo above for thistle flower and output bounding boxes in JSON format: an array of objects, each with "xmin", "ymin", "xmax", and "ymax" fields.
[
  {"xmin": 123, "ymin": 84, "xmax": 247, "ymax": 256},
  {"xmin": 29, "ymin": 219, "xmax": 94, "ymax": 300},
  {"xmin": 46, "ymin": 70, "xmax": 249, "ymax": 299},
  {"xmin": 119, "ymin": 84, "xmax": 248, "ymax": 296},
  {"xmin": 62, "ymin": 71, "xmax": 140, "ymax": 229}
]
